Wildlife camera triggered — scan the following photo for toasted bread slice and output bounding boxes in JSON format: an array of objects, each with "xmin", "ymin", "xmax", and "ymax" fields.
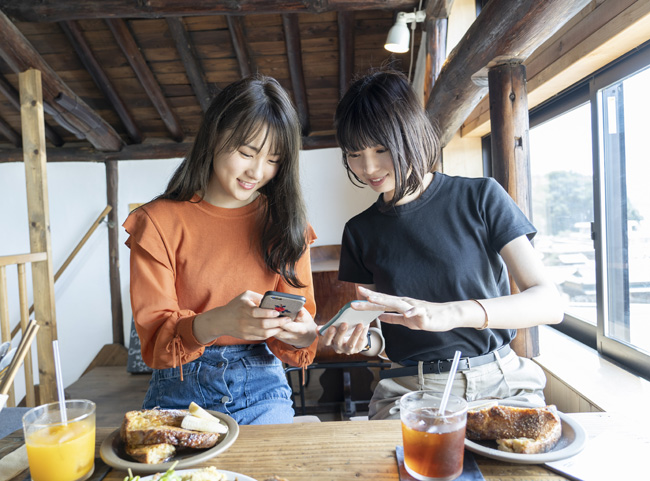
[
  {"xmin": 466, "ymin": 404, "xmax": 560, "ymax": 440},
  {"xmin": 121, "ymin": 409, "xmax": 221, "ymax": 449},
  {"xmin": 125, "ymin": 443, "xmax": 176, "ymax": 464},
  {"xmin": 466, "ymin": 404, "xmax": 562, "ymax": 454},
  {"xmin": 496, "ymin": 416, "xmax": 562, "ymax": 454}
]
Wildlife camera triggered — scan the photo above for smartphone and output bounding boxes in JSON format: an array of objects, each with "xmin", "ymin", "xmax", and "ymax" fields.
[
  {"xmin": 318, "ymin": 301, "xmax": 384, "ymax": 336},
  {"xmin": 259, "ymin": 291, "xmax": 306, "ymax": 320}
]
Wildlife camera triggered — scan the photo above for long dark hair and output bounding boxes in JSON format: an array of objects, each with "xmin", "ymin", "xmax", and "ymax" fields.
[
  {"xmin": 160, "ymin": 75, "xmax": 308, "ymax": 287},
  {"xmin": 334, "ymin": 70, "xmax": 441, "ymax": 210}
]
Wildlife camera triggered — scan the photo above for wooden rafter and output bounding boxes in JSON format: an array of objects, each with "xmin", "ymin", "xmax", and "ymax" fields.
[
  {"xmin": 0, "ymin": 135, "xmax": 339, "ymax": 163},
  {"xmin": 0, "ymin": 115, "xmax": 21, "ymax": 147},
  {"xmin": 2, "ymin": 0, "xmax": 420, "ymax": 22},
  {"xmin": 60, "ymin": 20, "xmax": 143, "ymax": 144},
  {"xmin": 0, "ymin": 74, "xmax": 63, "ymax": 147},
  {"xmin": 167, "ymin": 17, "xmax": 213, "ymax": 112},
  {"xmin": 0, "ymin": 10, "xmax": 123, "ymax": 151},
  {"xmin": 425, "ymin": 0, "xmax": 592, "ymax": 147},
  {"xmin": 282, "ymin": 14, "xmax": 310, "ymax": 136},
  {"xmin": 227, "ymin": 16, "xmax": 253, "ymax": 78},
  {"xmin": 337, "ymin": 11, "xmax": 355, "ymax": 98},
  {"xmin": 106, "ymin": 18, "xmax": 184, "ymax": 142}
]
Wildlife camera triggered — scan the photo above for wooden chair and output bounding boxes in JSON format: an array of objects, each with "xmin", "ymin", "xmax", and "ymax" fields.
[
  {"xmin": 0, "ymin": 253, "xmax": 46, "ymax": 408},
  {"xmin": 286, "ymin": 245, "xmax": 390, "ymax": 418}
]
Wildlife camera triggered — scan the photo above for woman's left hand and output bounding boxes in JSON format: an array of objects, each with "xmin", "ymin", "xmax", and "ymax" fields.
[
  {"xmin": 273, "ymin": 307, "xmax": 318, "ymax": 348},
  {"xmin": 357, "ymin": 286, "xmax": 457, "ymax": 332}
]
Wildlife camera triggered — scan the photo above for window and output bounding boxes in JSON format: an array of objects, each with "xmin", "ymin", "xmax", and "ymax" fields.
[{"xmin": 527, "ymin": 42, "xmax": 650, "ymax": 380}]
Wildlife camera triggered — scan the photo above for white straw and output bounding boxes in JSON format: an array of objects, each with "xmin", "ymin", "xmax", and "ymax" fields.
[
  {"xmin": 52, "ymin": 340, "xmax": 67, "ymax": 424},
  {"xmin": 438, "ymin": 350, "xmax": 462, "ymax": 417}
]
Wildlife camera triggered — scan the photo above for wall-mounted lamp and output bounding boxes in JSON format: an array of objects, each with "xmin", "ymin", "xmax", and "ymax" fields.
[{"xmin": 384, "ymin": 10, "xmax": 426, "ymax": 53}]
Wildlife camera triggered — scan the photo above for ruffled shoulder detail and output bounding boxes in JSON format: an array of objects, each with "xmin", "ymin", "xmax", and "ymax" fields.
[{"xmin": 123, "ymin": 203, "xmax": 172, "ymax": 268}]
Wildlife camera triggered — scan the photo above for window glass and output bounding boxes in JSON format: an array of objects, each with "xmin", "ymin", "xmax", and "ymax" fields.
[
  {"xmin": 600, "ymin": 66, "xmax": 650, "ymax": 354},
  {"xmin": 529, "ymin": 104, "xmax": 596, "ymax": 324}
]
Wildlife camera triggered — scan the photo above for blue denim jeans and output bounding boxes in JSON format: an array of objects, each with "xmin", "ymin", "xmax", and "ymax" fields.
[{"xmin": 142, "ymin": 343, "xmax": 294, "ymax": 425}]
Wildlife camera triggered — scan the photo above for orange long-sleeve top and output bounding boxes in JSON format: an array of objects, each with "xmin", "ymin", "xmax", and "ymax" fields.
[{"xmin": 123, "ymin": 194, "xmax": 318, "ymax": 371}]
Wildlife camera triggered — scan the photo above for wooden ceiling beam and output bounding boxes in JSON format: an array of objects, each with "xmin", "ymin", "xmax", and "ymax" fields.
[
  {"xmin": 425, "ymin": 0, "xmax": 455, "ymax": 18},
  {"xmin": 106, "ymin": 18, "xmax": 184, "ymax": 142},
  {"xmin": 425, "ymin": 0, "xmax": 592, "ymax": 148},
  {"xmin": 60, "ymin": 20, "xmax": 143, "ymax": 144},
  {"xmin": 0, "ymin": 134, "xmax": 338, "ymax": 163},
  {"xmin": 282, "ymin": 14, "xmax": 310, "ymax": 136},
  {"xmin": 227, "ymin": 16, "xmax": 253, "ymax": 78},
  {"xmin": 2, "ymin": 1, "xmax": 420, "ymax": 22},
  {"xmin": 337, "ymin": 11, "xmax": 355, "ymax": 99},
  {"xmin": 0, "ymin": 115, "xmax": 21, "ymax": 147},
  {"xmin": 0, "ymin": 73, "xmax": 63, "ymax": 146},
  {"xmin": 167, "ymin": 17, "xmax": 214, "ymax": 112},
  {"xmin": 0, "ymin": 10, "xmax": 123, "ymax": 151}
]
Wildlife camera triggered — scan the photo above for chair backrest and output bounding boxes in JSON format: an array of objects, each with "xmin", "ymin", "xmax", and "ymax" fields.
[{"xmin": 0, "ymin": 252, "xmax": 46, "ymax": 407}]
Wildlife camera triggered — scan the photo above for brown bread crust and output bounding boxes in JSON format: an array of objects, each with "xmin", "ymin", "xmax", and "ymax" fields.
[
  {"xmin": 466, "ymin": 404, "xmax": 562, "ymax": 454},
  {"xmin": 466, "ymin": 404, "xmax": 560, "ymax": 440},
  {"xmin": 120, "ymin": 409, "xmax": 221, "ymax": 449}
]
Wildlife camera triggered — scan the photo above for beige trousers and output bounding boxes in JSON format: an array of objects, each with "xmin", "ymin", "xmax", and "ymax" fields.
[{"xmin": 369, "ymin": 350, "xmax": 547, "ymax": 420}]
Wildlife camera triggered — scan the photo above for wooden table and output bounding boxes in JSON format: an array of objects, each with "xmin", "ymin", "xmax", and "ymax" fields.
[{"xmin": 1, "ymin": 419, "xmax": 569, "ymax": 481}]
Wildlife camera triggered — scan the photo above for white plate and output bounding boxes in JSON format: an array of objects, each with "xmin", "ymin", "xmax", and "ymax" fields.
[
  {"xmin": 100, "ymin": 410, "xmax": 239, "ymax": 475},
  {"xmin": 140, "ymin": 468, "xmax": 257, "ymax": 481},
  {"xmin": 464, "ymin": 400, "xmax": 587, "ymax": 464}
]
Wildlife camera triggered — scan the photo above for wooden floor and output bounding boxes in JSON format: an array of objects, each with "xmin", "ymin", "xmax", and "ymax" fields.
[{"xmin": 63, "ymin": 364, "xmax": 382, "ymax": 427}]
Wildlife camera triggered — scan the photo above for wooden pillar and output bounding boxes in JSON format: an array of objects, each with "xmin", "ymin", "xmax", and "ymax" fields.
[
  {"xmin": 488, "ymin": 62, "xmax": 539, "ymax": 358},
  {"xmin": 19, "ymin": 68, "xmax": 57, "ymax": 403},
  {"xmin": 424, "ymin": 16, "xmax": 447, "ymax": 105},
  {"xmin": 106, "ymin": 160, "xmax": 124, "ymax": 346}
]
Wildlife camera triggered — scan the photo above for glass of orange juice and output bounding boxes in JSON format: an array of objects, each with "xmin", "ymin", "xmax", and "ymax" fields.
[
  {"xmin": 400, "ymin": 391, "xmax": 467, "ymax": 481},
  {"xmin": 23, "ymin": 399, "xmax": 96, "ymax": 481}
]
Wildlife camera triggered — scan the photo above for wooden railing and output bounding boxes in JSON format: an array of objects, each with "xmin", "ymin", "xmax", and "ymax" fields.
[{"xmin": 0, "ymin": 251, "xmax": 47, "ymax": 407}]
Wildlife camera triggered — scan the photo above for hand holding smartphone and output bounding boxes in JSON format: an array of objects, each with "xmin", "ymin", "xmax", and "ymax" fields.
[
  {"xmin": 318, "ymin": 301, "xmax": 384, "ymax": 337},
  {"xmin": 259, "ymin": 291, "xmax": 306, "ymax": 320}
]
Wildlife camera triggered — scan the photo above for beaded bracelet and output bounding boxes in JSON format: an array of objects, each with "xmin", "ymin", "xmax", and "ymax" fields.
[{"xmin": 470, "ymin": 299, "xmax": 489, "ymax": 330}]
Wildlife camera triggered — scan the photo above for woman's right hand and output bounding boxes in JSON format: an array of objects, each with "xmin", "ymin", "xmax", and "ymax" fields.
[
  {"xmin": 321, "ymin": 321, "xmax": 370, "ymax": 355},
  {"xmin": 192, "ymin": 290, "xmax": 293, "ymax": 344}
]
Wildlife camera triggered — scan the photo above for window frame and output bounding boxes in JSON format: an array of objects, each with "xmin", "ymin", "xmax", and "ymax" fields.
[{"xmin": 485, "ymin": 40, "xmax": 650, "ymax": 380}]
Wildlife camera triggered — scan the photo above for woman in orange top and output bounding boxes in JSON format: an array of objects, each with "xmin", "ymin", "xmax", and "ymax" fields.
[{"xmin": 123, "ymin": 75, "xmax": 318, "ymax": 425}]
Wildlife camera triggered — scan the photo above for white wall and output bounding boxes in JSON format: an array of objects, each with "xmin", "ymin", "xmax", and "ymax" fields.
[{"xmin": 0, "ymin": 147, "xmax": 376, "ymax": 400}]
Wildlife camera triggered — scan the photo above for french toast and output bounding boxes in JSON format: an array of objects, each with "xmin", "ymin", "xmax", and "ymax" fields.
[
  {"xmin": 120, "ymin": 408, "xmax": 221, "ymax": 450},
  {"xmin": 124, "ymin": 443, "xmax": 176, "ymax": 464},
  {"xmin": 466, "ymin": 404, "xmax": 562, "ymax": 454}
]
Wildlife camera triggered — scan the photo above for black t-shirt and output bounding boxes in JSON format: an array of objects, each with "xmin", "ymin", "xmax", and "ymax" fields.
[{"xmin": 338, "ymin": 173, "xmax": 536, "ymax": 363}]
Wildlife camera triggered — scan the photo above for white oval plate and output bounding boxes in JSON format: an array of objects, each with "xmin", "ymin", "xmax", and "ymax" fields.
[
  {"xmin": 140, "ymin": 468, "xmax": 257, "ymax": 481},
  {"xmin": 464, "ymin": 401, "xmax": 587, "ymax": 464},
  {"xmin": 100, "ymin": 410, "xmax": 239, "ymax": 475}
]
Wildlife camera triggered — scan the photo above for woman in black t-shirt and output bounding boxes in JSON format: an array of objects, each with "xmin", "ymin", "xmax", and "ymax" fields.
[{"xmin": 322, "ymin": 70, "xmax": 564, "ymax": 420}]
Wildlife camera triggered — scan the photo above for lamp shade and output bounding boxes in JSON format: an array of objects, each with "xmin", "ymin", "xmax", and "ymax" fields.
[{"xmin": 384, "ymin": 19, "xmax": 410, "ymax": 53}]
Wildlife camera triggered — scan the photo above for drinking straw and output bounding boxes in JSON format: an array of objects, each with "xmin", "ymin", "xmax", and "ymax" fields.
[
  {"xmin": 438, "ymin": 350, "xmax": 462, "ymax": 417},
  {"xmin": 52, "ymin": 340, "xmax": 67, "ymax": 424}
]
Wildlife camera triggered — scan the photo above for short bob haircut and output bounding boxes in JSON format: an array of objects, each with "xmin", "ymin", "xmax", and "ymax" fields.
[
  {"xmin": 334, "ymin": 69, "xmax": 441, "ymax": 210},
  {"xmin": 159, "ymin": 75, "xmax": 308, "ymax": 287}
]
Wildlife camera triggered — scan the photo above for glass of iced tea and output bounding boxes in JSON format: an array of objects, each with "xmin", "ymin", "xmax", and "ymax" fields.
[
  {"xmin": 23, "ymin": 399, "xmax": 96, "ymax": 481},
  {"xmin": 400, "ymin": 390, "xmax": 468, "ymax": 481}
]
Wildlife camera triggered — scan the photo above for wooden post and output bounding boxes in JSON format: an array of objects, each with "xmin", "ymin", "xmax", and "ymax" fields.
[
  {"xmin": 19, "ymin": 68, "xmax": 58, "ymax": 403},
  {"xmin": 488, "ymin": 62, "xmax": 539, "ymax": 359},
  {"xmin": 106, "ymin": 161, "xmax": 124, "ymax": 346},
  {"xmin": 424, "ymin": 16, "xmax": 447, "ymax": 105}
]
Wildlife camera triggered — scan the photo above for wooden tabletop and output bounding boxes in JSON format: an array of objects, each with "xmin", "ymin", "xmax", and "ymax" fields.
[{"xmin": 1, "ymin": 420, "xmax": 570, "ymax": 481}]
